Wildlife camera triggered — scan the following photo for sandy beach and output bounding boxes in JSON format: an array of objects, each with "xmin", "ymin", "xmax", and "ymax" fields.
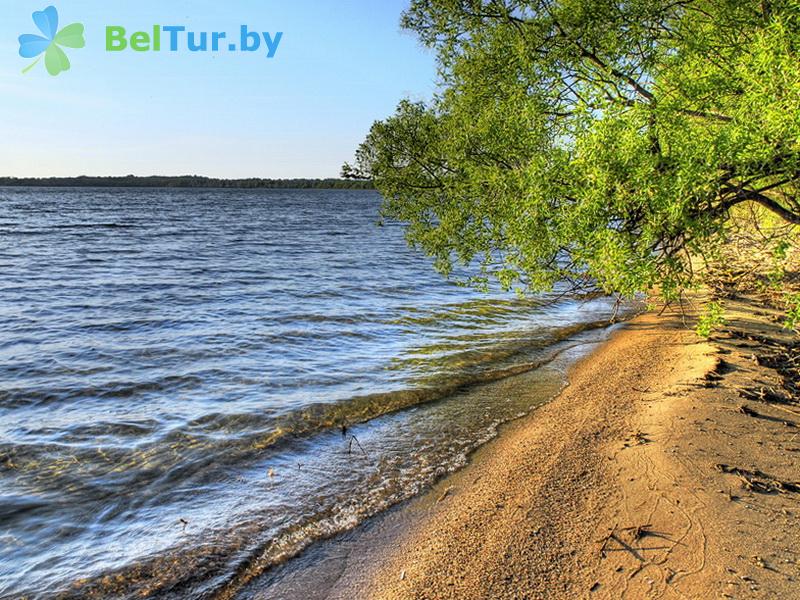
[{"xmin": 282, "ymin": 298, "xmax": 800, "ymax": 600}]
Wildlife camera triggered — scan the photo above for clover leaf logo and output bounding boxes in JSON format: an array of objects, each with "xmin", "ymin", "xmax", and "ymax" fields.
[{"xmin": 19, "ymin": 6, "xmax": 85, "ymax": 76}]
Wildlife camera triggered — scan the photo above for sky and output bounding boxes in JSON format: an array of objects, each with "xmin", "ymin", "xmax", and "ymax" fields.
[{"xmin": 0, "ymin": 1, "xmax": 437, "ymax": 178}]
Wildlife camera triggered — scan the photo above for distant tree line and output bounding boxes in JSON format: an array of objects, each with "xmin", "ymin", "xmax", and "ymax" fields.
[{"xmin": 0, "ymin": 175, "xmax": 374, "ymax": 190}]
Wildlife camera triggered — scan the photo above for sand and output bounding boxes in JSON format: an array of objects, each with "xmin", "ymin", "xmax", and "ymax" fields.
[{"xmin": 298, "ymin": 299, "xmax": 800, "ymax": 599}]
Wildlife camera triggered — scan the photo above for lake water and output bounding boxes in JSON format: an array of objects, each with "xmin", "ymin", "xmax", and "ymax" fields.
[{"xmin": 0, "ymin": 188, "xmax": 626, "ymax": 599}]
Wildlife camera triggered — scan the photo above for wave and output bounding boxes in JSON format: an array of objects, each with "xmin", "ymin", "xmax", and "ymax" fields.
[
  {"xmin": 0, "ymin": 319, "xmax": 615, "ymax": 499},
  {"xmin": 32, "ymin": 323, "xmax": 618, "ymax": 600}
]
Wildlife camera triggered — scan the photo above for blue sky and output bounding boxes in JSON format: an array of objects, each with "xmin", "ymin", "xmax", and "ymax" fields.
[{"xmin": 0, "ymin": 1, "xmax": 437, "ymax": 178}]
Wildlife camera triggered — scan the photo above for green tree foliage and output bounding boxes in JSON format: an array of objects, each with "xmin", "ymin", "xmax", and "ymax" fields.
[
  {"xmin": 696, "ymin": 301, "xmax": 726, "ymax": 337},
  {"xmin": 344, "ymin": 0, "xmax": 800, "ymax": 299}
]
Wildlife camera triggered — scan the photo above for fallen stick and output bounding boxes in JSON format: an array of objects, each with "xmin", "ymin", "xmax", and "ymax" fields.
[
  {"xmin": 347, "ymin": 434, "xmax": 368, "ymax": 458},
  {"xmin": 437, "ymin": 486, "xmax": 454, "ymax": 503}
]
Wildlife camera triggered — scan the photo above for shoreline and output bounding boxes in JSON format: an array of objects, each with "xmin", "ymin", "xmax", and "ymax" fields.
[{"xmin": 248, "ymin": 299, "xmax": 800, "ymax": 599}]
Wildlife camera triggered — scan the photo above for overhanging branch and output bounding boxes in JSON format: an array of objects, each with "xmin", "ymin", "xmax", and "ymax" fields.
[{"xmin": 722, "ymin": 187, "xmax": 800, "ymax": 225}]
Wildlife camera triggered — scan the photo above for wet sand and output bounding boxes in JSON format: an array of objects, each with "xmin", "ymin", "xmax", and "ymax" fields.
[{"xmin": 252, "ymin": 299, "xmax": 800, "ymax": 599}]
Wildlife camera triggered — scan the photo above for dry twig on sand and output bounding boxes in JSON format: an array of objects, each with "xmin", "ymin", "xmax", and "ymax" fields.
[
  {"xmin": 715, "ymin": 463, "xmax": 800, "ymax": 495},
  {"xmin": 597, "ymin": 525, "xmax": 646, "ymax": 562}
]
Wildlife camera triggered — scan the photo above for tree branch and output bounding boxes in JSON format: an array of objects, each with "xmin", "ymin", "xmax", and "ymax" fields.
[{"xmin": 722, "ymin": 187, "xmax": 800, "ymax": 225}]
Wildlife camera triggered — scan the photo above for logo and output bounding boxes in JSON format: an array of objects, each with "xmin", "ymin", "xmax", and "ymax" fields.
[
  {"xmin": 16, "ymin": 7, "xmax": 283, "ymax": 78},
  {"xmin": 104, "ymin": 26, "xmax": 282, "ymax": 57},
  {"xmin": 18, "ymin": 6, "xmax": 85, "ymax": 76}
]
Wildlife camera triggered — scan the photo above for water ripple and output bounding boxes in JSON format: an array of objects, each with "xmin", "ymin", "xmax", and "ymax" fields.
[{"xmin": 0, "ymin": 188, "xmax": 632, "ymax": 599}]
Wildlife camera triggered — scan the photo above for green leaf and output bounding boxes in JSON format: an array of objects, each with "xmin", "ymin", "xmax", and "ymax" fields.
[
  {"xmin": 44, "ymin": 44, "xmax": 70, "ymax": 76},
  {"xmin": 54, "ymin": 23, "xmax": 85, "ymax": 49},
  {"xmin": 347, "ymin": 1, "xmax": 800, "ymax": 300}
]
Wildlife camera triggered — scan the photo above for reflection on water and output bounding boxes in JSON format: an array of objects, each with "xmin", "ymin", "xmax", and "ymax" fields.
[{"xmin": 0, "ymin": 188, "xmax": 631, "ymax": 599}]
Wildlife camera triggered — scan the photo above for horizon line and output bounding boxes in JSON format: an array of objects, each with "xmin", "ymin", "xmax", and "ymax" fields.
[{"xmin": 0, "ymin": 174, "xmax": 374, "ymax": 190}]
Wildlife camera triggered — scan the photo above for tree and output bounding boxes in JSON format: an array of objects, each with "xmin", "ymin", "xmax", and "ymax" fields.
[{"xmin": 344, "ymin": 0, "xmax": 800, "ymax": 300}]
